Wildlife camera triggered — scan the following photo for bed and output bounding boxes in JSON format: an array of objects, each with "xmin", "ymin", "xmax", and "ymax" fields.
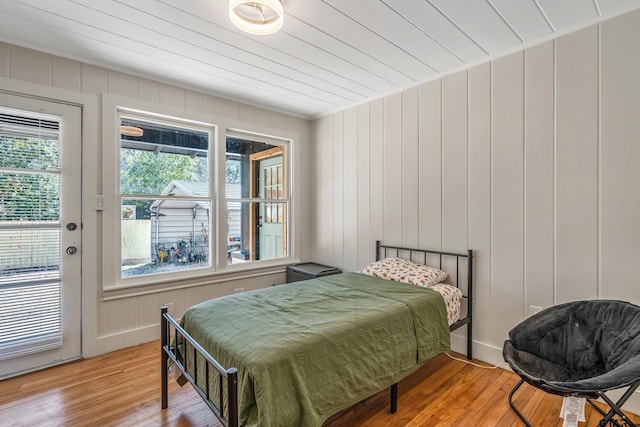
[{"xmin": 161, "ymin": 241, "xmax": 473, "ymax": 427}]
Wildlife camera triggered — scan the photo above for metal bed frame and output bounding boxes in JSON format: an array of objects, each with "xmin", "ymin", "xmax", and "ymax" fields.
[{"xmin": 161, "ymin": 241, "xmax": 473, "ymax": 426}]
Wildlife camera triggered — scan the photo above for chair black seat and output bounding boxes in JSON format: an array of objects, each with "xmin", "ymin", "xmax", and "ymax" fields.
[{"xmin": 503, "ymin": 300, "xmax": 640, "ymax": 426}]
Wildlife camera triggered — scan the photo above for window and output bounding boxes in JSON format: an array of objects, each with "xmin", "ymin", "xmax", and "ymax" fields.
[
  {"xmin": 118, "ymin": 112, "xmax": 211, "ymax": 280},
  {"xmin": 104, "ymin": 99, "xmax": 293, "ymax": 290},
  {"xmin": 225, "ymin": 133, "xmax": 289, "ymax": 264}
]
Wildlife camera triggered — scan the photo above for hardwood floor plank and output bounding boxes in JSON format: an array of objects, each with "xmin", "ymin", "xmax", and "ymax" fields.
[{"xmin": 0, "ymin": 341, "xmax": 638, "ymax": 426}]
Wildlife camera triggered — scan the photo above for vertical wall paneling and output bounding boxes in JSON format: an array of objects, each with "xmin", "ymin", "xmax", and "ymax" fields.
[
  {"xmin": 160, "ymin": 83, "xmax": 186, "ymax": 109},
  {"xmin": 356, "ymin": 103, "xmax": 371, "ymax": 269},
  {"xmin": 184, "ymin": 286, "xmax": 205, "ymax": 314},
  {"xmin": 524, "ymin": 41, "xmax": 556, "ymax": 311},
  {"xmin": 203, "ymin": 94, "xmax": 222, "ymax": 117},
  {"xmin": 441, "ymin": 71, "xmax": 469, "ymax": 254},
  {"xmin": 332, "ymin": 112, "xmax": 345, "ymax": 267},
  {"xmin": 310, "ymin": 11, "xmax": 640, "ymax": 382},
  {"xmin": 254, "ymin": 108, "xmax": 270, "ymax": 127},
  {"xmin": 468, "ymin": 62, "xmax": 492, "ymax": 345},
  {"xmin": 105, "ymin": 298, "xmax": 138, "ymax": 335},
  {"xmin": 402, "ymin": 87, "xmax": 420, "ymax": 250},
  {"xmin": 9, "ymin": 46, "xmax": 51, "ymax": 86},
  {"xmin": 52, "ymin": 57, "xmax": 81, "ymax": 92},
  {"xmin": 138, "ymin": 78, "xmax": 161, "ymax": 104},
  {"xmin": 312, "ymin": 117, "xmax": 334, "ymax": 264},
  {"xmin": 270, "ymin": 112, "xmax": 287, "ymax": 130},
  {"xmin": 369, "ymin": 99, "xmax": 385, "ymax": 249},
  {"xmin": 137, "ymin": 293, "xmax": 161, "ymax": 326},
  {"xmin": 343, "ymin": 107, "xmax": 359, "ymax": 272},
  {"xmin": 81, "ymin": 64, "xmax": 108, "ymax": 95},
  {"xmin": 0, "ymin": 42, "xmax": 9, "ymax": 77},
  {"xmin": 418, "ymin": 81, "xmax": 443, "ymax": 251},
  {"xmin": 239, "ymin": 104, "xmax": 255, "ymax": 123},
  {"xmin": 185, "ymin": 90, "xmax": 205, "ymax": 112},
  {"xmin": 383, "ymin": 93, "xmax": 403, "ymax": 245},
  {"xmin": 555, "ymin": 26, "xmax": 599, "ymax": 303},
  {"xmin": 220, "ymin": 99, "xmax": 240, "ymax": 121},
  {"xmin": 107, "ymin": 71, "xmax": 138, "ymax": 97},
  {"xmin": 600, "ymin": 10, "xmax": 640, "ymax": 303},
  {"xmin": 491, "ymin": 52, "xmax": 525, "ymax": 343}
]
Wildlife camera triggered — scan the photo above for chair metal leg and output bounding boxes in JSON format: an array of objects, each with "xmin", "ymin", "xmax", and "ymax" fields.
[
  {"xmin": 586, "ymin": 399, "xmax": 624, "ymax": 427},
  {"xmin": 508, "ymin": 379, "xmax": 532, "ymax": 427},
  {"xmin": 595, "ymin": 384, "xmax": 640, "ymax": 427}
]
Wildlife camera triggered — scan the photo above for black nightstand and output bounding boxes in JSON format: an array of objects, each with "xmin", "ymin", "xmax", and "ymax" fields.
[{"xmin": 287, "ymin": 263, "xmax": 342, "ymax": 283}]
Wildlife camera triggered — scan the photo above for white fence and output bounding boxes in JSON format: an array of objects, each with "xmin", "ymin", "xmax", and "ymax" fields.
[
  {"xmin": 122, "ymin": 219, "xmax": 151, "ymax": 263},
  {"xmin": 0, "ymin": 222, "xmax": 59, "ymax": 271}
]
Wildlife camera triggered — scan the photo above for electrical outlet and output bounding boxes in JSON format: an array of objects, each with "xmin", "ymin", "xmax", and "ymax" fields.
[
  {"xmin": 165, "ymin": 302, "xmax": 174, "ymax": 315},
  {"xmin": 529, "ymin": 305, "xmax": 544, "ymax": 316},
  {"xmin": 234, "ymin": 288, "xmax": 245, "ymax": 294}
]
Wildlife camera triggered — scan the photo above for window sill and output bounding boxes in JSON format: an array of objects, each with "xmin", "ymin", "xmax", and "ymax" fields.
[{"xmin": 101, "ymin": 262, "xmax": 289, "ymax": 301}]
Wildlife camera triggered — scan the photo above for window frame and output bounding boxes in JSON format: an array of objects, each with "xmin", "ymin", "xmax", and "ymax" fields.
[
  {"xmin": 224, "ymin": 129, "xmax": 292, "ymax": 265},
  {"xmin": 101, "ymin": 96, "xmax": 295, "ymax": 294}
]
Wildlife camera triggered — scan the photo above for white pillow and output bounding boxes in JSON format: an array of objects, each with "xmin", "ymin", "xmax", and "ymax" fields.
[{"xmin": 361, "ymin": 257, "xmax": 448, "ymax": 287}]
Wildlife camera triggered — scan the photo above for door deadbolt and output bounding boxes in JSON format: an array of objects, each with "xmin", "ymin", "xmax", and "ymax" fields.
[{"xmin": 66, "ymin": 222, "xmax": 78, "ymax": 231}]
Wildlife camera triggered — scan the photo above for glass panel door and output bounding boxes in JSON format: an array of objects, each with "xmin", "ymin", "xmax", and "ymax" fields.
[{"xmin": 0, "ymin": 93, "xmax": 81, "ymax": 379}]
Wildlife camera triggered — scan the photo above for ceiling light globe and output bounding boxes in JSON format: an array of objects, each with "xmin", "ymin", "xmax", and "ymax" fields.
[{"xmin": 229, "ymin": 0, "xmax": 283, "ymax": 35}]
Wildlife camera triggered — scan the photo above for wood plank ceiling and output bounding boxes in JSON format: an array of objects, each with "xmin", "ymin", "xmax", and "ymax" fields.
[{"xmin": 0, "ymin": 0, "xmax": 638, "ymax": 119}]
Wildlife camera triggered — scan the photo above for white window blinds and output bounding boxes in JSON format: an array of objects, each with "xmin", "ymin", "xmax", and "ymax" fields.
[{"xmin": 0, "ymin": 109, "xmax": 63, "ymax": 360}]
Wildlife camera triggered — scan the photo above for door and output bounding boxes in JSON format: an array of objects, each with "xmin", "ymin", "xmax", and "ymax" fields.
[
  {"xmin": 0, "ymin": 93, "xmax": 82, "ymax": 379},
  {"xmin": 258, "ymin": 154, "xmax": 284, "ymax": 260},
  {"xmin": 249, "ymin": 146, "xmax": 285, "ymax": 261}
]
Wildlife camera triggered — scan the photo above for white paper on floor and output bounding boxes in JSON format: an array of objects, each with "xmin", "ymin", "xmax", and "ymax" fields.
[{"xmin": 560, "ymin": 396, "xmax": 586, "ymax": 427}]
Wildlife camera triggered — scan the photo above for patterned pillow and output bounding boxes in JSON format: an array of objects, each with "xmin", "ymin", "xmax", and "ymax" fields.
[{"xmin": 361, "ymin": 257, "xmax": 448, "ymax": 287}]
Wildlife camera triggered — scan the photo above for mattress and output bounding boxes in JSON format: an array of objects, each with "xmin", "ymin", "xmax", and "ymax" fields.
[{"xmin": 428, "ymin": 283, "xmax": 463, "ymax": 326}]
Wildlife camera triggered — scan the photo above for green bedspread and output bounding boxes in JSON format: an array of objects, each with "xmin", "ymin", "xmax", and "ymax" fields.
[{"xmin": 179, "ymin": 272, "xmax": 450, "ymax": 427}]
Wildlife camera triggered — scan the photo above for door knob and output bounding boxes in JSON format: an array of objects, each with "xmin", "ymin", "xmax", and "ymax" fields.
[{"xmin": 66, "ymin": 246, "xmax": 78, "ymax": 255}]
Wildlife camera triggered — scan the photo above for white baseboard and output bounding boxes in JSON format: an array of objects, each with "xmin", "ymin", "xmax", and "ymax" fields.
[{"xmin": 450, "ymin": 333, "xmax": 640, "ymax": 416}]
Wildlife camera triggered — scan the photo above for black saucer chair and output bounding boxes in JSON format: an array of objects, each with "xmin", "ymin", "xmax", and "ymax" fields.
[{"xmin": 503, "ymin": 300, "xmax": 640, "ymax": 427}]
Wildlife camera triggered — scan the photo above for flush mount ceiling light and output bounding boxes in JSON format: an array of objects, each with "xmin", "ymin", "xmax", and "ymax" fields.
[{"xmin": 229, "ymin": 0, "xmax": 283, "ymax": 35}]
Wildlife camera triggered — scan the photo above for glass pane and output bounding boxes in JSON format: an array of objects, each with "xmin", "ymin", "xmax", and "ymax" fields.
[
  {"xmin": 0, "ymin": 134, "xmax": 59, "ymax": 171},
  {"xmin": 120, "ymin": 117, "xmax": 209, "ymax": 197},
  {"xmin": 0, "ymin": 172, "xmax": 59, "ymax": 221},
  {"xmin": 0, "ymin": 283, "xmax": 61, "ymax": 345},
  {"xmin": 121, "ymin": 199, "xmax": 210, "ymax": 278},
  {"xmin": 278, "ymin": 166, "xmax": 284, "ymax": 199},
  {"xmin": 0, "ymin": 115, "xmax": 62, "ymax": 357},
  {"xmin": 0, "ymin": 225, "xmax": 60, "ymax": 282},
  {"xmin": 265, "ymin": 167, "xmax": 271, "ymax": 187},
  {"xmin": 120, "ymin": 148, "xmax": 208, "ymax": 197}
]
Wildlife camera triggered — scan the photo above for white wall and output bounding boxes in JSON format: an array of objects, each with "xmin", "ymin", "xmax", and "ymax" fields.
[
  {"xmin": 0, "ymin": 41, "xmax": 312, "ymax": 356},
  {"xmin": 311, "ymin": 8, "xmax": 640, "ymax": 367}
]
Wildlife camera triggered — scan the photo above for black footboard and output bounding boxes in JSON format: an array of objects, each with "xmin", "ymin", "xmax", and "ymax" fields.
[{"xmin": 161, "ymin": 306, "xmax": 239, "ymax": 427}]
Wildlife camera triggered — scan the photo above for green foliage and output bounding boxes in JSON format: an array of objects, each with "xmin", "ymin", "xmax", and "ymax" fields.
[
  {"xmin": 120, "ymin": 149, "xmax": 206, "ymax": 195},
  {"xmin": 120, "ymin": 149, "xmax": 207, "ymax": 217},
  {"xmin": 0, "ymin": 136, "xmax": 59, "ymax": 221}
]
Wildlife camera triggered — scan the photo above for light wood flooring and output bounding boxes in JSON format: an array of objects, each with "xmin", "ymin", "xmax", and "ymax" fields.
[{"xmin": 0, "ymin": 341, "xmax": 638, "ymax": 426}]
